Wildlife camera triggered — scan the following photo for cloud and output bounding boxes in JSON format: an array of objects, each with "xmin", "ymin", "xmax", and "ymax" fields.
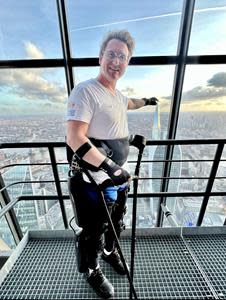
[
  {"xmin": 162, "ymin": 72, "xmax": 226, "ymax": 102},
  {"xmin": 182, "ymin": 85, "xmax": 226, "ymax": 101},
  {"xmin": 24, "ymin": 41, "xmax": 44, "ymax": 59},
  {"xmin": 121, "ymin": 86, "xmax": 136, "ymax": 97},
  {"xmin": 0, "ymin": 42, "xmax": 67, "ymax": 104},
  {"xmin": 11, "ymin": 70, "xmax": 66, "ymax": 102},
  {"xmin": 207, "ymin": 72, "xmax": 226, "ymax": 88}
]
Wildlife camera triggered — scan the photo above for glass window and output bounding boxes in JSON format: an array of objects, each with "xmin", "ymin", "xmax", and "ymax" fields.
[
  {"xmin": 0, "ymin": 0, "xmax": 62, "ymax": 60},
  {"xmin": 12, "ymin": 199, "xmax": 66, "ymax": 232},
  {"xmin": 189, "ymin": 0, "xmax": 226, "ymax": 55},
  {"xmin": 204, "ymin": 197, "xmax": 225, "ymax": 226},
  {"xmin": 175, "ymin": 64, "xmax": 226, "ymax": 227},
  {"xmin": 164, "ymin": 196, "xmax": 225, "ymax": 227},
  {"xmin": 125, "ymin": 197, "xmax": 155, "ymax": 228},
  {"xmin": 0, "ymin": 214, "xmax": 17, "ymax": 250},
  {"xmin": 176, "ymin": 65, "xmax": 226, "ymax": 140},
  {"xmin": 213, "ymin": 157, "xmax": 226, "ymax": 196},
  {"xmin": 1, "ymin": 147, "xmax": 68, "ymax": 233},
  {"xmin": 0, "ymin": 68, "xmax": 67, "ymax": 143},
  {"xmin": 164, "ymin": 197, "xmax": 203, "ymax": 227},
  {"xmin": 66, "ymin": 0, "xmax": 183, "ymax": 57}
]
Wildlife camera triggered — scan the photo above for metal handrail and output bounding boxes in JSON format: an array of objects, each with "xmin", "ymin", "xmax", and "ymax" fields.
[
  {"xmin": 2, "ymin": 138, "xmax": 226, "ymax": 149},
  {"xmin": 0, "ymin": 194, "xmax": 70, "ymax": 219},
  {"xmin": 0, "ymin": 180, "xmax": 67, "ymax": 194},
  {"xmin": 1, "ymin": 139, "xmax": 226, "ymax": 239},
  {"xmin": 0, "ymin": 162, "xmax": 67, "ymax": 171}
]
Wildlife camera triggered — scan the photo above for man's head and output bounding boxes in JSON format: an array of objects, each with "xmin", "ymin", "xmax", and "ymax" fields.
[
  {"xmin": 98, "ymin": 30, "xmax": 135, "ymax": 84},
  {"xmin": 99, "ymin": 30, "xmax": 135, "ymax": 59}
]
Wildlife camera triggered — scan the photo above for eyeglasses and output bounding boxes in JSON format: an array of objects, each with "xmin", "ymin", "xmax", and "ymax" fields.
[{"xmin": 104, "ymin": 50, "xmax": 128, "ymax": 63}]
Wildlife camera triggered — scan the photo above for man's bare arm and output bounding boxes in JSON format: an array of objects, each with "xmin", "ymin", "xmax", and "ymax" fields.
[
  {"xmin": 128, "ymin": 97, "xmax": 159, "ymax": 110},
  {"xmin": 66, "ymin": 120, "xmax": 106, "ymax": 167}
]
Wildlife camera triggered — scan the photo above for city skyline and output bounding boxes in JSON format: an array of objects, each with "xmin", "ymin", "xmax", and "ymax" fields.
[{"xmin": 1, "ymin": 109, "xmax": 225, "ymax": 249}]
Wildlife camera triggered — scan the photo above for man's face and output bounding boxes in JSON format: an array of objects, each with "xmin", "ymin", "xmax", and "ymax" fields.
[{"xmin": 99, "ymin": 39, "xmax": 130, "ymax": 83}]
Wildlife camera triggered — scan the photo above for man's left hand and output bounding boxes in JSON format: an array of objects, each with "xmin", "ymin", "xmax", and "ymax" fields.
[{"xmin": 143, "ymin": 97, "xmax": 159, "ymax": 106}]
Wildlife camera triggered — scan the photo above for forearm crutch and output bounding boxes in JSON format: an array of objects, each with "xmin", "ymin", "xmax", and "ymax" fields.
[
  {"xmin": 129, "ymin": 135, "xmax": 146, "ymax": 299},
  {"xmin": 83, "ymin": 167, "xmax": 138, "ymax": 300}
]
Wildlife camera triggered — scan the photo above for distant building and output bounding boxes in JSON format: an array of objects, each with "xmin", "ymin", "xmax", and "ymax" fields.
[
  {"xmin": 0, "ymin": 156, "xmax": 60, "ymax": 248},
  {"xmin": 148, "ymin": 105, "xmax": 182, "ymax": 225},
  {"xmin": 0, "ymin": 158, "xmax": 38, "ymax": 247}
]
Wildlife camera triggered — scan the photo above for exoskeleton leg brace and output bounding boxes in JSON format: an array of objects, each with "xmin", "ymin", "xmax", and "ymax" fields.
[
  {"xmin": 68, "ymin": 170, "xmax": 109, "ymax": 273},
  {"xmin": 104, "ymin": 187, "xmax": 129, "ymax": 252}
]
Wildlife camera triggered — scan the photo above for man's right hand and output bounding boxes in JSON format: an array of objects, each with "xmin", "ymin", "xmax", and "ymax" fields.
[{"xmin": 99, "ymin": 158, "xmax": 131, "ymax": 186}]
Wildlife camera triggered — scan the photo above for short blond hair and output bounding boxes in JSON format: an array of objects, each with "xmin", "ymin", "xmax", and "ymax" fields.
[{"xmin": 99, "ymin": 29, "xmax": 135, "ymax": 58}]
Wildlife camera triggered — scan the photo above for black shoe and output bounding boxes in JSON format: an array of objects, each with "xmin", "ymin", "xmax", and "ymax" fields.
[
  {"xmin": 85, "ymin": 268, "xmax": 114, "ymax": 299},
  {"xmin": 102, "ymin": 249, "xmax": 127, "ymax": 275}
]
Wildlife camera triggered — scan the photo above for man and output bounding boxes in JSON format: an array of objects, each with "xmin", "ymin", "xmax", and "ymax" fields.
[{"xmin": 66, "ymin": 29, "xmax": 158, "ymax": 299}]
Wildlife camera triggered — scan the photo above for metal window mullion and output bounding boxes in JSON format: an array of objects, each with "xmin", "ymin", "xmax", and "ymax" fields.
[
  {"xmin": 0, "ymin": 59, "xmax": 64, "ymax": 69},
  {"xmin": 56, "ymin": 0, "xmax": 74, "ymax": 94},
  {"xmin": 186, "ymin": 54, "xmax": 226, "ymax": 64},
  {"xmin": 156, "ymin": 0, "xmax": 196, "ymax": 227},
  {"xmin": 168, "ymin": 0, "xmax": 196, "ymax": 139},
  {"xmin": 1, "ymin": 54, "xmax": 226, "ymax": 70}
]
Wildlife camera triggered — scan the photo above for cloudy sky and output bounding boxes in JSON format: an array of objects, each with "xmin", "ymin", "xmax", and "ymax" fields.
[{"xmin": 0, "ymin": 0, "xmax": 226, "ymax": 115}]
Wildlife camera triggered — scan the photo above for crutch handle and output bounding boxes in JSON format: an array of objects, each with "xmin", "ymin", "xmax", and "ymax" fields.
[{"xmin": 129, "ymin": 134, "xmax": 146, "ymax": 152}]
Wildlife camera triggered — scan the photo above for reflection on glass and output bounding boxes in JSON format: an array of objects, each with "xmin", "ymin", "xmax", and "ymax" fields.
[
  {"xmin": 0, "ymin": 0, "xmax": 62, "ymax": 59},
  {"xmin": 66, "ymin": 0, "xmax": 183, "ymax": 57}
]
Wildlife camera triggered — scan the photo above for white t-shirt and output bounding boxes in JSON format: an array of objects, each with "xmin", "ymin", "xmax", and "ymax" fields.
[
  {"xmin": 67, "ymin": 78, "xmax": 129, "ymax": 139},
  {"xmin": 66, "ymin": 78, "xmax": 130, "ymax": 184}
]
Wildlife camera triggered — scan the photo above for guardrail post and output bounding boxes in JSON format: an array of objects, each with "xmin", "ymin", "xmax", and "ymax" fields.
[{"xmin": 48, "ymin": 147, "xmax": 68, "ymax": 228}]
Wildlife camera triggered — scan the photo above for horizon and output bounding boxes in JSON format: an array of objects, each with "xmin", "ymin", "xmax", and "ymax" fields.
[{"xmin": 1, "ymin": 110, "xmax": 226, "ymax": 118}]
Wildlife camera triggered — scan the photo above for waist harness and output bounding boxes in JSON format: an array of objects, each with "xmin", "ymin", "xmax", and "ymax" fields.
[{"xmin": 89, "ymin": 137, "xmax": 129, "ymax": 166}]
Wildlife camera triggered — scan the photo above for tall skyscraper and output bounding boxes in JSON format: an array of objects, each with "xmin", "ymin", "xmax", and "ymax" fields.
[{"xmin": 148, "ymin": 105, "xmax": 182, "ymax": 224}]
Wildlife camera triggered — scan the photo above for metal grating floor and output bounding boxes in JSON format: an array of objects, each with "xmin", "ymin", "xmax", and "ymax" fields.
[
  {"xmin": 183, "ymin": 234, "xmax": 226, "ymax": 299},
  {"xmin": 0, "ymin": 228, "xmax": 225, "ymax": 299}
]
